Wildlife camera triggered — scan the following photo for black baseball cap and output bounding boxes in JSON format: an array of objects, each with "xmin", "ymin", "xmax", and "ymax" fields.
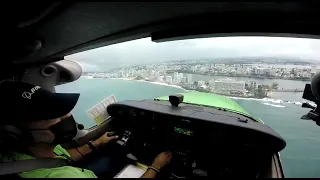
[{"xmin": 0, "ymin": 80, "xmax": 80, "ymax": 124}]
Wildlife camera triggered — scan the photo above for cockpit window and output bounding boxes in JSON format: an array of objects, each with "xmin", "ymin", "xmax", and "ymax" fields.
[{"xmin": 57, "ymin": 36, "xmax": 320, "ymax": 178}]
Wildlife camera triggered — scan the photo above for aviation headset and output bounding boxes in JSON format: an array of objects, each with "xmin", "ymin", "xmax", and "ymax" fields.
[
  {"xmin": 0, "ymin": 124, "xmax": 33, "ymax": 151},
  {"xmin": 0, "ymin": 79, "xmax": 82, "ymax": 150},
  {"xmin": 0, "ymin": 58, "xmax": 83, "ymax": 149},
  {"xmin": 0, "ymin": 79, "xmax": 33, "ymax": 151},
  {"xmin": 0, "ymin": 123, "xmax": 84, "ymax": 150}
]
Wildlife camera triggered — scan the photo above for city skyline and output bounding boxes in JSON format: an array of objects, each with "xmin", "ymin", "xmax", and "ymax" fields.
[
  {"xmin": 66, "ymin": 37, "xmax": 320, "ymax": 72},
  {"xmin": 82, "ymin": 59, "xmax": 318, "ymax": 81},
  {"xmin": 82, "ymin": 60, "xmax": 313, "ymax": 98}
]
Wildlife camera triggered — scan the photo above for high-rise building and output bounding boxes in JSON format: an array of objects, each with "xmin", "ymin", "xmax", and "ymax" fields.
[
  {"xmin": 158, "ymin": 76, "xmax": 164, "ymax": 82},
  {"xmin": 181, "ymin": 77, "xmax": 187, "ymax": 83},
  {"xmin": 174, "ymin": 73, "xmax": 183, "ymax": 83},
  {"xmin": 173, "ymin": 72, "xmax": 179, "ymax": 83},
  {"xmin": 187, "ymin": 74, "xmax": 193, "ymax": 84},
  {"xmin": 178, "ymin": 73, "xmax": 183, "ymax": 82},
  {"xmin": 165, "ymin": 76, "xmax": 172, "ymax": 83},
  {"xmin": 256, "ymin": 68, "xmax": 265, "ymax": 75},
  {"xmin": 248, "ymin": 81, "xmax": 258, "ymax": 90}
]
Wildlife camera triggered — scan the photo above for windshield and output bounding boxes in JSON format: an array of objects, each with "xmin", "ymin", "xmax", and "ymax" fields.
[{"xmin": 57, "ymin": 36, "xmax": 320, "ymax": 178}]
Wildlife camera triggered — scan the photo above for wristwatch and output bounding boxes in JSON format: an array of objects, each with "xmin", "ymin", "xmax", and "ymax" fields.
[{"xmin": 87, "ymin": 141, "xmax": 97, "ymax": 152}]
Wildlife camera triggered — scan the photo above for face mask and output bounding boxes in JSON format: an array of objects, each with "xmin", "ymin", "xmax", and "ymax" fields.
[{"xmin": 29, "ymin": 115, "xmax": 78, "ymax": 144}]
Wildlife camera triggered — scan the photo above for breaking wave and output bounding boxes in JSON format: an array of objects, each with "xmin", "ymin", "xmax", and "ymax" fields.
[
  {"xmin": 263, "ymin": 103, "xmax": 286, "ymax": 108},
  {"xmin": 228, "ymin": 96, "xmax": 305, "ymax": 107},
  {"xmin": 148, "ymin": 81, "xmax": 186, "ymax": 90}
]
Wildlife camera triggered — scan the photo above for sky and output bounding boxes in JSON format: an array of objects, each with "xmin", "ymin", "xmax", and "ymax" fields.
[{"xmin": 65, "ymin": 36, "xmax": 320, "ymax": 72}]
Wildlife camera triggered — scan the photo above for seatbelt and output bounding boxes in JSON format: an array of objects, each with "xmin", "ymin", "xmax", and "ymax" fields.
[{"xmin": 0, "ymin": 158, "xmax": 69, "ymax": 175}]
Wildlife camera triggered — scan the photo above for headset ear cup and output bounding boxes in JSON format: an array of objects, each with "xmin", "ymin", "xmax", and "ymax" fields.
[
  {"xmin": 0, "ymin": 125, "xmax": 31, "ymax": 150},
  {"xmin": 0, "ymin": 131, "xmax": 20, "ymax": 146}
]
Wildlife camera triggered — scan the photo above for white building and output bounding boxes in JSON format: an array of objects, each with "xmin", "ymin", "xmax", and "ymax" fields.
[
  {"xmin": 187, "ymin": 74, "xmax": 193, "ymax": 84},
  {"xmin": 158, "ymin": 76, "xmax": 164, "ymax": 82},
  {"xmin": 214, "ymin": 80, "xmax": 245, "ymax": 93},
  {"xmin": 173, "ymin": 72, "xmax": 179, "ymax": 83},
  {"xmin": 172, "ymin": 72, "xmax": 183, "ymax": 83},
  {"xmin": 177, "ymin": 73, "xmax": 183, "ymax": 83},
  {"xmin": 248, "ymin": 81, "xmax": 258, "ymax": 90},
  {"xmin": 181, "ymin": 77, "xmax": 187, "ymax": 83},
  {"xmin": 256, "ymin": 68, "xmax": 265, "ymax": 75},
  {"xmin": 165, "ymin": 76, "xmax": 172, "ymax": 83}
]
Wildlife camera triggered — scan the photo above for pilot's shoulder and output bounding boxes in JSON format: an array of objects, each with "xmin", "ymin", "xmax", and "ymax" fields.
[{"xmin": 19, "ymin": 166, "xmax": 97, "ymax": 178}]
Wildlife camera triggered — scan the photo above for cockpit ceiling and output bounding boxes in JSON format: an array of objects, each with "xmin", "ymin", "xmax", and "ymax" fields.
[{"xmin": 3, "ymin": 2, "xmax": 320, "ymax": 66}]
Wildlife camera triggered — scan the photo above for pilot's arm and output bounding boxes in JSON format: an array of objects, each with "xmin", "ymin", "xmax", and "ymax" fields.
[
  {"xmin": 141, "ymin": 151, "xmax": 172, "ymax": 178},
  {"xmin": 66, "ymin": 132, "xmax": 118, "ymax": 161}
]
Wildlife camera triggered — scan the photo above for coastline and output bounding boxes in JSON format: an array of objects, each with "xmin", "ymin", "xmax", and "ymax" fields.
[
  {"xmin": 84, "ymin": 77, "xmax": 185, "ymax": 93},
  {"xmin": 82, "ymin": 76, "xmax": 305, "ymax": 107},
  {"xmin": 110, "ymin": 77, "xmax": 136, "ymax": 81},
  {"xmin": 172, "ymin": 71, "xmax": 310, "ymax": 82},
  {"xmin": 148, "ymin": 81, "xmax": 186, "ymax": 90}
]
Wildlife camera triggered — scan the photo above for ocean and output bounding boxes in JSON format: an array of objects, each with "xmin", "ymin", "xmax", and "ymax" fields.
[{"xmin": 56, "ymin": 77, "xmax": 320, "ymax": 178}]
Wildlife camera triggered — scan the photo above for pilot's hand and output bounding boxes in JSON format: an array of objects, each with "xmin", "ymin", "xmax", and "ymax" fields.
[
  {"xmin": 151, "ymin": 151, "xmax": 173, "ymax": 170},
  {"xmin": 93, "ymin": 132, "xmax": 119, "ymax": 147}
]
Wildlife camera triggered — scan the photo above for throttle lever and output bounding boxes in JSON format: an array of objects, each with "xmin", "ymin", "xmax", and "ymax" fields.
[
  {"xmin": 107, "ymin": 131, "xmax": 117, "ymax": 137},
  {"xmin": 116, "ymin": 130, "xmax": 132, "ymax": 146}
]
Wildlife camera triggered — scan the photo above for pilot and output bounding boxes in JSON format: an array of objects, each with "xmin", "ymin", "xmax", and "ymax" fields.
[{"xmin": 0, "ymin": 80, "xmax": 172, "ymax": 178}]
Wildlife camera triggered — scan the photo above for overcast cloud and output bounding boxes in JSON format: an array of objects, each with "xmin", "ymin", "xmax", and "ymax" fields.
[{"xmin": 65, "ymin": 36, "xmax": 320, "ymax": 72}]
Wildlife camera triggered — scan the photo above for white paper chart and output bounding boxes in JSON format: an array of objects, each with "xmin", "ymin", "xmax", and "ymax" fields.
[
  {"xmin": 86, "ymin": 94, "xmax": 117, "ymax": 125},
  {"xmin": 115, "ymin": 164, "xmax": 146, "ymax": 178}
]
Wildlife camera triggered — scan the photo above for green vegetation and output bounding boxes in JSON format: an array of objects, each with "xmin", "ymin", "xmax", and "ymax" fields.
[
  {"xmin": 245, "ymin": 82, "xmax": 279, "ymax": 98},
  {"xmin": 255, "ymin": 85, "xmax": 268, "ymax": 98},
  {"xmin": 271, "ymin": 82, "xmax": 279, "ymax": 90}
]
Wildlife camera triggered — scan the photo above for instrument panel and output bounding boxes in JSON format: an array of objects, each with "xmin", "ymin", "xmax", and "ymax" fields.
[
  {"xmin": 106, "ymin": 100, "xmax": 286, "ymax": 177},
  {"xmin": 107, "ymin": 100, "xmax": 286, "ymax": 152}
]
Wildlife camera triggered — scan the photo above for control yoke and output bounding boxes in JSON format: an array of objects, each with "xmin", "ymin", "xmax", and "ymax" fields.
[{"xmin": 301, "ymin": 72, "xmax": 320, "ymax": 126}]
